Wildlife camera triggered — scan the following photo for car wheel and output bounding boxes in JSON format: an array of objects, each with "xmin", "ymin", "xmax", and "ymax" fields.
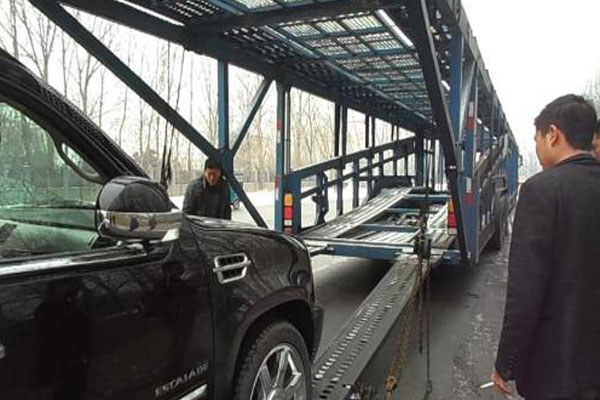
[{"xmin": 233, "ymin": 321, "xmax": 311, "ymax": 400}]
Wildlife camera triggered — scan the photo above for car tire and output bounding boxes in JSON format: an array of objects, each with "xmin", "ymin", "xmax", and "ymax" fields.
[{"xmin": 233, "ymin": 320, "xmax": 311, "ymax": 400}]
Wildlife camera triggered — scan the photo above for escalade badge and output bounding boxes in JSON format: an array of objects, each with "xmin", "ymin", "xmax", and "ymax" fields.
[{"xmin": 155, "ymin": 362, "xmax": 209, "ymax": 397}]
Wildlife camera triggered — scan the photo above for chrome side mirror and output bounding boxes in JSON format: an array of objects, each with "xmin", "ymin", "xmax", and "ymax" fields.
[{"xmin": 95, "ymin": 176, "xmax": 182, "ymax": 240}]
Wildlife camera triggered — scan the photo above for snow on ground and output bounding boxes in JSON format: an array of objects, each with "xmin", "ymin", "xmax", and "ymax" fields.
[
  {"xmin": 171, "ymin": 184, "xmax": 369, "ymax": 210},
  {"xmin": 171, "ymin": 189, "xmax": 276, "ymax": 209}
]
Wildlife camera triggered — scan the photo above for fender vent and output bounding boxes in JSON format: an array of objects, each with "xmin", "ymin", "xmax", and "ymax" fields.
[{"xmin": 213, "ymin": 253, "xmax": 251, "ymax": 284}]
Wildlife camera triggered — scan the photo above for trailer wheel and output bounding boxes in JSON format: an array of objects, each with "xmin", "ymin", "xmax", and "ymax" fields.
[
  {"xmin": 489, "ymin": 199, "xmax": 507, "ymax": 251},
  {"xmin": 233, "ymin": 321, "xmax": 311, "ymax": 400}
]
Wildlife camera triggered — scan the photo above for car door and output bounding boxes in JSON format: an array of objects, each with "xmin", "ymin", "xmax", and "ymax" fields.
[{"xmin": 0, "ymin": 93, "xmax": 213, "ymax": 398}]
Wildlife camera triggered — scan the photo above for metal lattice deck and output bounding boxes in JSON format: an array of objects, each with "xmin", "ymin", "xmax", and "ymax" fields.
[
  {"xmin": 61, "ymin": 0, "xmax": 437, "ymax": 131},
  {"xmin": 303, "ymin": 187, "xmax": 454, "ymax": 261}
]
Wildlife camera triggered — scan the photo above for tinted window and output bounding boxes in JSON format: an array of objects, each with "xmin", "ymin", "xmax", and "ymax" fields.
[{"xmin": 0, "ymin": 102, "xmax": 105, "ymax": 259}]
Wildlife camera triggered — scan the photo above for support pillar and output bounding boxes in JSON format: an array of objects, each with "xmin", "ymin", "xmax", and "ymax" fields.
[
  {"xmin": 415, "ymin": 134, "xmax": 425, "ymax": 186},
  {"xmin": 275, "ymin": 82, "xmax": 290, "ymax": 232},
  {"xmin": 463, "ymin": 72, "xmax": 479, "ymax": 264},
  {"xmin": 218, "ymin": 60, "xmax": 229, "ymax": 151}
]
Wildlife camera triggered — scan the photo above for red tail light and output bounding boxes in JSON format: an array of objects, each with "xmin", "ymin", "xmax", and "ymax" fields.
[
  {"xmin": 283, "ymin": 193, "xmax": 293, "ymax": 234},
  {"xmin": 448, "ymin": 198, "xmax": 457, "ymax": 235}
]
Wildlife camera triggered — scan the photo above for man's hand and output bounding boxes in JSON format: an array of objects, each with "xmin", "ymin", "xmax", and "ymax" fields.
[{"xmin": 491, "ymin": 370, "xmax": 514, "ymax": 397}]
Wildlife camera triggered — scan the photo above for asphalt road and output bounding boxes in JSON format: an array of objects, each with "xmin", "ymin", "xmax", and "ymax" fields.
[{"xmin": 310, "ymin": 237, "xmax": 513, "ymax": 400}]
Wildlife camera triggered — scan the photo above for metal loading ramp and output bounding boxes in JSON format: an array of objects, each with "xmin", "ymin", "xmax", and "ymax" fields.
[
  {"xmin": 303, "ymin": 187, "xmax": 455, "ymax": 261},
  {"xmin": 312, "ymin": 253, "xmax": 440, "ymax": 399}
]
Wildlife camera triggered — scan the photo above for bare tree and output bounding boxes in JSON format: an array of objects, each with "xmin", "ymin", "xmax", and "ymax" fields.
[
  {"xmin": 15, "ymin": 0, "xmax": 57, "ymax": 82},
  {"xmin": 72, "ymin": 12, "xmax": 115, "ymax": 117},
  {"xmin": 585, "ymin": 73, "xmax": 600, "ymax": 112}
]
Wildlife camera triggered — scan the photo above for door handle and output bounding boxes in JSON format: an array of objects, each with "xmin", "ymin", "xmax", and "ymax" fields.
[{"xmin": 0, "ymin": 342, "xmax": 5, "ymax": 360}]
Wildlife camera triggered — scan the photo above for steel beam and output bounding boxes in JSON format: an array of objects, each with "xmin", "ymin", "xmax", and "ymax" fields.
[
  {"xmin": 352, "ymin": 160, "xmax": 360, "ymax": 209},
  {"xmin": 334, "ymin": 104, "xmax": 341, "ymax": 158},
  {"xmin": 365, "ymin": 115, "xmax": 370, "ymax": 148},
  {"xmin": 334, "ymin": 104, "xmax": 343, "ymax": 216},
  {"xmin": 342, "ymin": 107, "xmax": 348, "ymax": 157},
  {"xmin": 434, "ymin": 0, "xmax": 519, "ymax": 150},
  {"xmin": 58, "ymin": 0, "xmax": 427, "ymax": 132},
  {"xmin": 60, "ymin": 0, "xmax": 185, "ymax": 42},
  {"xmin": 218, "ymin": 60, "xmax": 230, "ymax": 150},
  {"xmin": 404, "ymin": 0, "xmax": 468, "ymax": 260},
  {"xmin": 371, "ymin": 116, "xmax": 376, "ymax": 149},
  {"xmin": 463, "ymin": 69, "xmax": 479, "ymax": 264},
  {"xmin": 232, "ymin": 78, "xmax": 272, "ymax": 155},
  {"xmin": 275, "ymin": 82, "xmax": 290, "ymax": 232},
  {"xmin": 195, "ymin": 0, "xmax": 404, "ymax": 33},
  {"xmin": 449, "ymin": 28, "xmax": 463, "ymax": 144}
]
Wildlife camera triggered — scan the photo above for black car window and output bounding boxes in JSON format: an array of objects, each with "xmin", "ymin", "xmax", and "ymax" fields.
[{"xmin": 0, "ymin": 102, "xmax": 106, "ymax": 259}]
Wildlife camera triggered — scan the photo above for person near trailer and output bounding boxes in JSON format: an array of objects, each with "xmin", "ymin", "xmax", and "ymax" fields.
[
  {"xmin": 492, "ymin": 95, "xmax": 600, "ymax": 400},
  {"xmin": 183, "ymin": 159, "xmax": 232, "ymax": 220}
]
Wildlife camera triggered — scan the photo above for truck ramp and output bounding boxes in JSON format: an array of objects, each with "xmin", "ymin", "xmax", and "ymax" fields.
[
  {"xmin": 303, "ymin": 187, "xmax": 455, "ymax": 261},
  {"xmin": 312, "ymin": 252, "xmax": 442, "ymax": 400}
]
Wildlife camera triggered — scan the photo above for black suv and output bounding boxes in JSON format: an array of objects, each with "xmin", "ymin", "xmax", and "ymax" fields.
[{"xmin": 0, "ymin": 49, "xmax": 322, "ymax": 400}]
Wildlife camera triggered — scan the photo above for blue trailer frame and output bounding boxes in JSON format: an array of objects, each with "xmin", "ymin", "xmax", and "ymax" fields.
[{"xmin": 30, "ymin": 0, "xmax": 521, "ymax": 398}]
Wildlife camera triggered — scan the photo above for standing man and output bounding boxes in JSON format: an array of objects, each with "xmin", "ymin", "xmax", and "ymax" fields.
[
  {"xmin": 183, "ymin": 159, "xmax": 232, "ymax": 220},
  {"xmin": 492, "ymin": 95, "xmax": 600, "ymax": 400},
  {"xmin": 592, "ymin": 120, "xmax": 600, "ymax": 161}
]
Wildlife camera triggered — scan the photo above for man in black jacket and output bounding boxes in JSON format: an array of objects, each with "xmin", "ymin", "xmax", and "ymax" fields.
[
  {"xmin": 492, "ymin": 95, "xmax": 600, "ymax": 400},
  {"xmin": 182, "ymin": 159, "xmax": 232, "ymax": 220}
]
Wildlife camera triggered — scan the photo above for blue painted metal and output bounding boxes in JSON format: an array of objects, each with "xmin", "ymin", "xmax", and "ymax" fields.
[
  {"xmin": 371, "ymin": 116, "xmax": 376, "ymax": 150},
  {"xmin": 320, "ymin": 242, "xmax": 404, "ymax": 261},
  {"xmin": 507, "ymin": 145, "xmax": 519, "ymax": 197},
  {"xmin": 334, "ymin": 104, "xmax": 343, "ymax": 217},
  {"xmin": 46, "ymin": 0, "xmax": 521, "ymax": 270},
  {"xmin": 367, "ymin": 150, "xmax": 374, "ymax": 198},
  {"xmin": 341, "ymin": 107, "xmax": 348, "ymax": 157},
  {"xmin": 218, "ymin": 60, "xmax": 229, "ymax": 150},
  {"xmin": 275, "ymin": 82, "xmax": 289, "ymax": 232},
  {"xmin": 405, "ymin": 0, "xmax": 468, "ymax": 260},
  {"xmin": 364, "ymin": 114, "xmax": 370, "ymax": 148},
  {"xmin": 352, "ymin": 160, "xmax": 360, "ymax": 209},
  {"xmin": 415, "ymin": 135, "xmax": 425, "ymax": 186},
  {"xmin": 313, "ymin": 172, "xmax": 330, "ymax": 226},
  {"xmin": 449, "ymin": 28, "xmax": 463, "ymax": 144},
  {"xmin": 463, "ymin": 68, "xmax": 479, "ymax": 265},
  {"xmin": 406, "ymin": 194, "xmax": 450, "ymax": 203}
]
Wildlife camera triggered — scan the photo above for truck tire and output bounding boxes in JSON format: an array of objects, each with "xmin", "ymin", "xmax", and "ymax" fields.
[
  {"xmin": 489, "ymin": 205, "xmax": 507, "ymax": 251},
  {"xmin": 233, "ymin": 321, "xmax": 311, "ymax": 400},
  {"xmin": 488, "ymin": 219, "xmax": 503, "ymax": 251}
]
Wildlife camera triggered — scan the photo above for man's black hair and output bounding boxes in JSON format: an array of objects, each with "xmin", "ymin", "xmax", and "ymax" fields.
[
  {"xmin": 534, "ymin": 94, "xmax": 597, "ymax": 150},
  {"xmin": 596, "ymin": 119, "xmax": 600, "ymax": 135},
  {"xmin": 204, "ymin": 158, "xmax": 223, "ymax": 172}
]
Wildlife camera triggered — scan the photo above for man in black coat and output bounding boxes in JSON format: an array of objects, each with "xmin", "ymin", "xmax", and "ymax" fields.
[
  {"xmin": 492, "ymin": 95, "xmax": 600, "ymax": 400},
  {"xmin": 182, "ymin": 159, "xmax": 232, "ymax": 220}
]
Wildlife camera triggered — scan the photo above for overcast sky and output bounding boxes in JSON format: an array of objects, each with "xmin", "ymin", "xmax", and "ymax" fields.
[{"xmin": 461, "ymin": 0, "xmax": 600, "ymax": 154}]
